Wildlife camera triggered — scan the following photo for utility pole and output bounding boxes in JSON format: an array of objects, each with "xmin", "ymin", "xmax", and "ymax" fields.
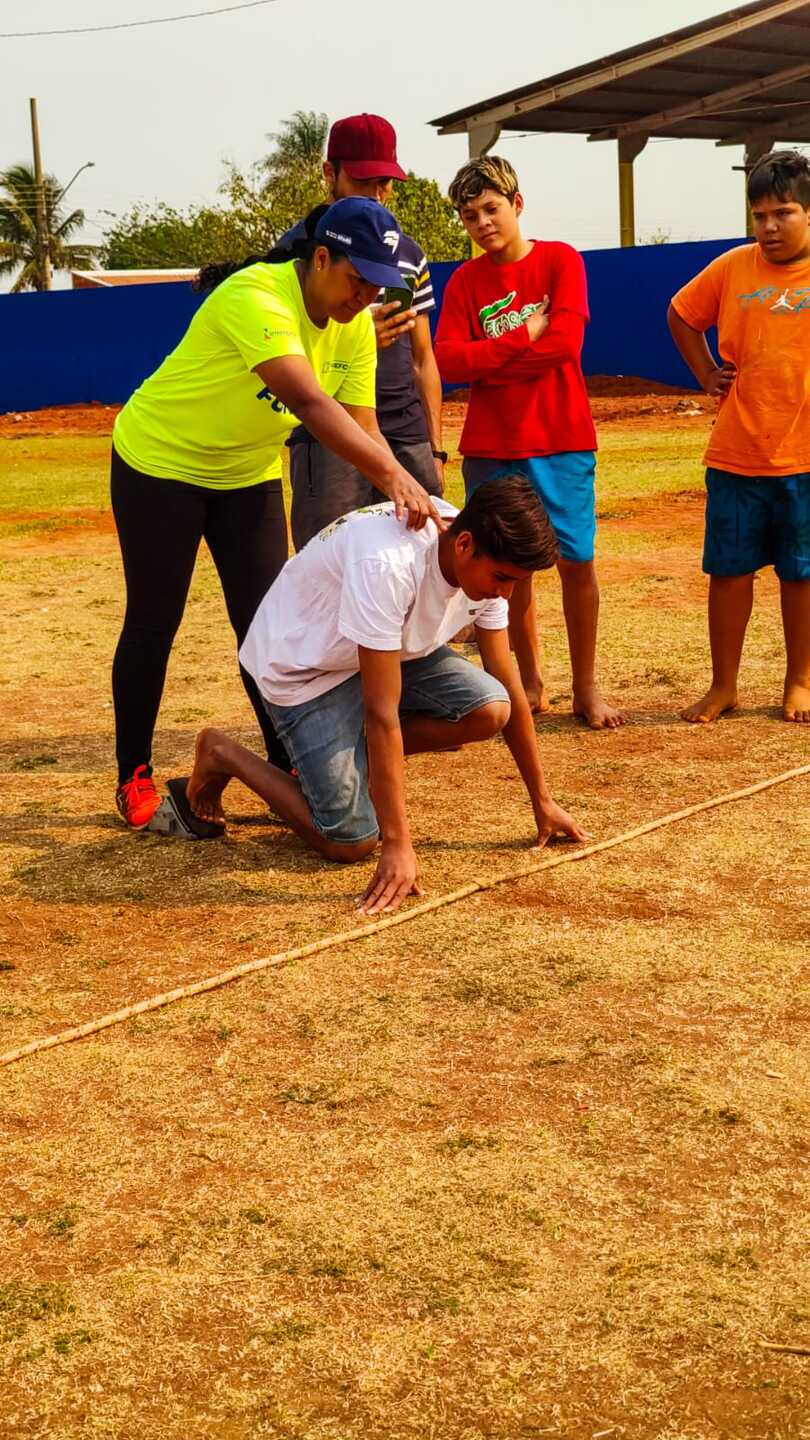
[{"xmin": 29, "ymin": 97, "xmax": 52, "ymax": 292}]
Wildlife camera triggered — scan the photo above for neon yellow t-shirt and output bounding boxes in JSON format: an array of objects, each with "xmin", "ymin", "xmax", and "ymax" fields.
[{"xmin": 113, "ymin": 261, "xmax": 377, "ymax": 489}]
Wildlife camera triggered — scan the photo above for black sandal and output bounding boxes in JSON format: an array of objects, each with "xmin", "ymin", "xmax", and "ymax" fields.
[{"xmin": 147, "ymin": 777, "xmax": 225, "ymax": 840}]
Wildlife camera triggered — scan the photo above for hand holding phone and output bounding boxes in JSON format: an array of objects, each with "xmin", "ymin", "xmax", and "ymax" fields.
[
  {"xmin": 382, "ymin": 282, "xmax": 416, "ymax": 313},
  {"xmin": 373, "ymin": 277, "xmax": 417, "ymax": 350}
]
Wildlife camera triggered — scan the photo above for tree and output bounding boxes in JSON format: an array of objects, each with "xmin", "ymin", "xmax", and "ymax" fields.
[
  {"xmin": 99, "ymin": 178, "xmax": 320, "ymax": 272},
  {"xmin": 101, "ymin": 166, "xmax": 470, "ymax": 270},
  {"xmin": 0, "ymin": 162, "xmax": 95, "ymax": 291},
  {"xmin": 219, "ymin": 158, "xmax": 323, "ymax": 248},
  {"xmin": 99, "ymin": 199, "xmax": 266, "ymax": 270},
  {"xmin": 388, "ymin": 173, "xmax": 469, "ymax": 261},
  {"xmin": 98, "ymin": 109, "xmax": 469, "ymax": 272},
  {"xmin": 262, "ymin": 109, "xmax": 328, "ymax": 181},
  {"xmin": 237, "ymin": 108, "xmax": 330, "ymax": 237}
]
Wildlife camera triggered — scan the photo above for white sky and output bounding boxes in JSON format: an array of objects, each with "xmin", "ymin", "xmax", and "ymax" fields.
[{"xmin": 0, "ymin": 0, "xmax": 787, "ymax": 284}]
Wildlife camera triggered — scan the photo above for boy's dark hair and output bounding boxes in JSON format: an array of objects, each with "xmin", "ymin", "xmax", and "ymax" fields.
[
  {"xmin": 448, "ymin": 155, "xmax": 520, "ymax": 211},
  {"xmin": 448, "ymin": 476, "xmax": 559, "ymax": 572},
  {"xmin": 747, "ymin": 149, "xmax": 810, "ymax": 209}
]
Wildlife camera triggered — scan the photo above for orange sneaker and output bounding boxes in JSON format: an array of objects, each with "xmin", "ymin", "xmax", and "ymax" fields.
[{"xmin": 116, "ymin": 765, "xmax": 161, "ymax": 830}]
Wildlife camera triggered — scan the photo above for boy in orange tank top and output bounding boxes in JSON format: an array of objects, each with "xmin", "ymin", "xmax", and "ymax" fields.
[{"xmin": 669, "ymin": 150, "xmax": 810, "ymax": 725}]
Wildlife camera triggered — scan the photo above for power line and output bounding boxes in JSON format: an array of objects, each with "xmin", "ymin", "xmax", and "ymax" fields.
[
  {"xmin": 0, "ymin": 187, "xmax": 88, "ymax": 195},
  {"xmin": 0, "ymin": 0, "xmax": 279, "ymax": 39}
]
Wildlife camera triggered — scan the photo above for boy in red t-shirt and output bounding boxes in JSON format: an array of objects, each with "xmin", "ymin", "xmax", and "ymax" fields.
[
  {"xmin": 669, "ymin": 149, "xmax": 810, "ymax": 726},
  {"xmin": 435, "ymin": 156, "xmax": 623, "ymax": 729}
]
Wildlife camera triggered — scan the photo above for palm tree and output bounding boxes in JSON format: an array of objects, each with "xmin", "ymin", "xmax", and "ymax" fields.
[
  {"xmin": 262, "ymin": 111, "xmax": 328, "ymax": 181},
  {"xmin": 0, "ymin": 163, "xmax": 95, "ymax": 292}
]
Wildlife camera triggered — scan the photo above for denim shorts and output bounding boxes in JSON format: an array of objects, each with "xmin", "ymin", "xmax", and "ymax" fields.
[
  {"xmin": 265, "ymin": 646, "xmax": 509, "ymax": 845},
  {"xmin": 462, "ymin": 451, "xmax": 596, "ymax": 563},
  {"xmin": 703, "ymin": 468, "xmax": 810, "ymax": 581}
]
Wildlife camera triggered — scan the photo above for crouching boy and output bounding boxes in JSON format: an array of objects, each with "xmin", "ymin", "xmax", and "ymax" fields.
[{"xmin": 178, "ymin": 478, "xmax": 586, "ymax": 914}]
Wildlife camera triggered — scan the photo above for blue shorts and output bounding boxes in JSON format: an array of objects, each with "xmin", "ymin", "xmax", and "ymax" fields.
[
  {"xmin": 462, "ymin": 451, "xmax": 596, "ymax": 563},
  {"xmin": 265, "ymin": 646, "xmax": 509, "ymax": 846},
  {"xmin": 703, "ymin": 468, "xmax": 810, "ymax": 581}
]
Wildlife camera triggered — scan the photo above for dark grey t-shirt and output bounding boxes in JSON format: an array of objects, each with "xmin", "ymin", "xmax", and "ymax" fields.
[{"xmin": 273, "ymin": 209, "xmax": 435, "ymax": 446}]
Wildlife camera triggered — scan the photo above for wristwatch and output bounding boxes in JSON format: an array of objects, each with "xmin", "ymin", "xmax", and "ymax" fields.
[{"xmin": 431, "ymin": 449, "xmax": 449, "ymax": 463}]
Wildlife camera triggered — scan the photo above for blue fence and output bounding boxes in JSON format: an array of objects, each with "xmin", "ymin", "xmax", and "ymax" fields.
[
  {"xmin": 0, "ymin": 237, "xmax": 748, "ymax": 413},
  {"xmin": 578, "ymin": 237, "xmax": 748, "ymax": 384},
  {"xmin": 0, "ymin": 281, "xmax": 203, "ymax": 414}
]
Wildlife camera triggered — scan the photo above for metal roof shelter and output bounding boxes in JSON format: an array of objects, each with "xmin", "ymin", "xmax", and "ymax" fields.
[{"xmin": 430, "ymin": 0, "xmax": 810, "ymax": 245}]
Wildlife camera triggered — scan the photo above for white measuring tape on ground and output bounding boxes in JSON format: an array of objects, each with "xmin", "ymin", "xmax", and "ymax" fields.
[{"xmin": 2, "ymin": 762, "xmax": 808, "ymax": 1069}]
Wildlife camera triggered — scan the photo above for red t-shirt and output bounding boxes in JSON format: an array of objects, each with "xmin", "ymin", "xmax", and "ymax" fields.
[{"xmin": 434, "ymin": 241, "xmax": 596, "ymax": 459}]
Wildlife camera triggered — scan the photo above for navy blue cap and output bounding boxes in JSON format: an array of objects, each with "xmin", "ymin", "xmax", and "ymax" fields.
[{"xmin": 314, "ymin": 198, "xmax": 404, "ymax": 290}]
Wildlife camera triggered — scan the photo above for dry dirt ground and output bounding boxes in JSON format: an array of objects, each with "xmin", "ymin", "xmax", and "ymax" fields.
[{"xmin": 1, "ymin": 386, "xmax": 809, "ymax": 1440}]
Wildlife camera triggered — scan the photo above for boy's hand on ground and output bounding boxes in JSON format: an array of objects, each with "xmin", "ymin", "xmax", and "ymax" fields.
[
  {"xmin": 525, "ymin": 296, "xmax": 551, "ymax": 342},
  {"xmin": 533, "ymin": 798, "xmax": 590, "ymax": 849},
  {"xmin": 372, "ymin": 301, "xmax": 417, "ymax": 350},
  {"xmin": 389, "ymin": 468, "xmax": 446, "ymax": 531},
  {"xmin": 358, "ymin": 841, "xmax": 424, "ymax": 915},
  {"xmin": 703, "ymin": 362, "xmax": 736, "ymax": 397}
]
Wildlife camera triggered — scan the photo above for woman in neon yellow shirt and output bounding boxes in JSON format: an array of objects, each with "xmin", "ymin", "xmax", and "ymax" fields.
[{"xmin": 111, "ymin": 198, "xmax": 438, "ymax": 829}]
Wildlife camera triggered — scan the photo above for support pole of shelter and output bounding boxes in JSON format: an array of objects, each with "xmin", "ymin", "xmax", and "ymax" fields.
[
  {"xmin": 467, "ymin": 121, "xmax": 502, "ymax": 158},
  {"xmin": 743, "ymin": 133, "xmax": 775, "ymax": 236},
  {"xmin": 466, "ymin": 121, "xmax": 503, "ymax": 254},
  {"xmin": 617, "ymin": 135, "xmax": 647, "ymax": 247}
]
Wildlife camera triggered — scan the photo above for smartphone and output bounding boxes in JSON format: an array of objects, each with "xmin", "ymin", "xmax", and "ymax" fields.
[{"xmin": 381, "ymin": 277, "xmax": 416, "ymax": 314}]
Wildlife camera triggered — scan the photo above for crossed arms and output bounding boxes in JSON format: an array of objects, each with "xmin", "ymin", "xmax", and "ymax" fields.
[{"xmin": 435, "ymin": 301, "xmax": 585, "ymax": 385}]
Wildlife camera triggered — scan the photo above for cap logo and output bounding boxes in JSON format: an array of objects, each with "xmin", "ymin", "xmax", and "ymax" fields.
[
  {"xmin": 383, "ymin": 229, "xmax": 400, "ymax": 253},
  {"xmin": 324, "ymin": 228, "xmax": 352, "ymax": 245}
]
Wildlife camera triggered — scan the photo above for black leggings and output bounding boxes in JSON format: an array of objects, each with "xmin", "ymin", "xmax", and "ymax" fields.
[{"xmin": 111, "ymin": 447, "xmax": 289, "ymax": 783}]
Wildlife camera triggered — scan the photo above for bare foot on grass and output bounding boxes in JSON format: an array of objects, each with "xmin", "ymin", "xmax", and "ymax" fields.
[
  {"xmin": 783, "ymin": 680, "xmax": 810, "ymax": 723},
  {"xmin": 681, "ymin": 686, "xmax": 738, "ymax": 724},
  {"xmin": 187, "ymin": 727, "xmax": 230, "ymax": 824},
  {"xmin": 677, "ymin": 685, "xmax": 735, "ymax": 725},
  {"xmin": 573, "ymin": 685, "xmax": 626, "ymax": 730}
]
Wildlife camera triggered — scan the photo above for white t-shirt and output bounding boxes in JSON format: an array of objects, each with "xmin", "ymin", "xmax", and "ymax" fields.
[{"xmin": 239, "ymin": 499, "xmax": 509, "ymax": 707}]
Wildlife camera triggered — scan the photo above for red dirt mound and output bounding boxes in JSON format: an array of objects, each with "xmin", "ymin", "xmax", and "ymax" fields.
[
  {"xmin": 0, "ymin": 378, "xmax": 713, "ymax": 439},
  {"xmin": 0, "ymin": 402, "xmax": 121, "ymax": 438}
]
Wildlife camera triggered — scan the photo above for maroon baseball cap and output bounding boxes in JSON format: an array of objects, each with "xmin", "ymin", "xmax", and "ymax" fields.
[{"xmin": 327, "ymin": 113, "xmax": 407, "ymax": 182}]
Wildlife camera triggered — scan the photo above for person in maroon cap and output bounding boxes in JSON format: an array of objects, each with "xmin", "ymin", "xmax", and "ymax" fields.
[{"xmin": 271, "ymin": 113, "xmax": 447, "ymax": 550}]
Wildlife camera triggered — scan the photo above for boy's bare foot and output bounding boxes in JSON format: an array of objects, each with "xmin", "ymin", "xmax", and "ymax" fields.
[
  {"xmin": 573, "ymin": 685, "xmax": 626, "ymax": 730},
  {"xmin": 187, "ymin": 727, "xmax": 230, "ymax": 823},
  {"xmin": 783, "ymin": 680, "xmax": 810, "ymax": 723},
  {"xmin": 681, "ymin": 686, "xmax": 738, "ymax": 724},
  {"xmin": 523, "ymin": 680, "xmax": 551, "ymax": 715}
]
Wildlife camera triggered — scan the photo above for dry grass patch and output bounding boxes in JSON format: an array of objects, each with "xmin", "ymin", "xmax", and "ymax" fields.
[{"xmin": 1, "ymin": 409, "xmax": 810, "ymax": 1437}]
